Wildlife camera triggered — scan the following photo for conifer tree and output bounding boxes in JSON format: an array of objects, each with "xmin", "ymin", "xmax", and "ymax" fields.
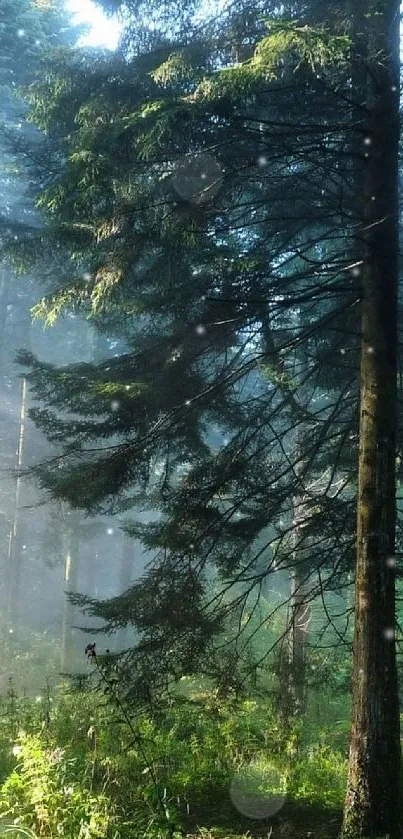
[{"xmin": 10, "ymin": 3, "xmax": 360, "ymax": 686}]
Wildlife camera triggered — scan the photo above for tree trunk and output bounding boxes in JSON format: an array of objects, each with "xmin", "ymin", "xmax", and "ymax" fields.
[
  {"xmin": 0, "ymin": 267, "xmax": 9, "ymax": 372},
  {"xmin": 260, "ymin": 308, "xmax": 312, "ymax": 718},
  {"xmin": 6, "ymin": 376, "xmax": 28, "ymax": 631},
  {"xmin": 118, "ymin": 534, "xmax": 135, "ymax": 649},
  {"xmin": 288, "ymin": 345, "xmax": 311, "ymax": 717},
  {"xmin": 289, "ymin": 536, "xmax": 310, "ymax": 715},
  {"xmin": 119, "ymin": 534, "xmax": 135, "ymax": 594},
  {"xmin": 342, "ymin": 2, "xmax": 401, "ymax": 837},
  {"xmin": 61, "ymin": 514, "xmax": 80, "ymax": 673}
]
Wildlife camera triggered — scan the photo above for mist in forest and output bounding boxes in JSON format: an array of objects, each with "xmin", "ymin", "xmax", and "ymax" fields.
[{"xmin": 0, "ymin": 287, "xmax": 149, "ymax": 692}]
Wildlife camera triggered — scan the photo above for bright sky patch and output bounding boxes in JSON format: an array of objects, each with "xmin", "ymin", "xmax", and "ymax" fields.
[{"xmin": 66, "ymin": 0, "xmax": 121, "ymax": 49}]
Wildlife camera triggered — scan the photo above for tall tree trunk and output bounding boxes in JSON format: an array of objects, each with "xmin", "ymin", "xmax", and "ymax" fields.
[
  {"xmin": 119, "ymin": 534, "xmax": 135, "ymax": 594},
  {"xmin": 0, "ymin": 267, "xmax": 9, "ymax": 372},
  {"xmin": 289, "ymin": 507, "xmax": 310, "ymax": 715},
  {"xmin": 342, "ymin": 2, "xmax": 401, "ymax": 836},
  {"xmin": 260, "ymin": 308, "xmax": 311, "ymax": 718},
  {"xmin": 6, "ymin": 376, "xmax": 28, "ymax": 631},
  {"xmin": 118, "ymin": 534, "xmax": 135, "ymax": 649},
  {"xmin": 288, "ymin": 345, "xmax": 311, "ymax": 717},
  {"xmin": 61, "ymin": 514, "xmax": 80, "ymax": 673}
]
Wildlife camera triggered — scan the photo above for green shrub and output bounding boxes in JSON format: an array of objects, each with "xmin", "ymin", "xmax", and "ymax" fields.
[
  {"xmin": 0, "ymin": 733, "xmax": 116, "ymax": 839},
  {"xmin": 287, "ymin": 744, "xmax": 347, "ymax": 808}
]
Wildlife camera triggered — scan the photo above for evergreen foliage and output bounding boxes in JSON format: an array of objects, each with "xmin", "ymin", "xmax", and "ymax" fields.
[{"xmin": 4, "ymin": 0, "xmax": 365, "ymax": 699}]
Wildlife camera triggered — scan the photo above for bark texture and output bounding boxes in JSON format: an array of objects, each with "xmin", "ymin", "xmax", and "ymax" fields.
[
  {"xmin": 342, "ymin": 2, "xmax": 401, "ymax": 837},
  {"xmin": 289, "ymin": 552, "xmax": 310, "ymax": 714}
]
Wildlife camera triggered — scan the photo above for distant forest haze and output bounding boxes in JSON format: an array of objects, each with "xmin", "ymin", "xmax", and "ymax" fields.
[{"xmin": 0, "ymin": 2, "xmax": 401, "ymax": 839}]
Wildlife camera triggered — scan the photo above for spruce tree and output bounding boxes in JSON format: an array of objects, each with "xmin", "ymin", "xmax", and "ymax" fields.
[{"xmin": 9, "ymin": 4, "xmax": 360, "ymax": 691}]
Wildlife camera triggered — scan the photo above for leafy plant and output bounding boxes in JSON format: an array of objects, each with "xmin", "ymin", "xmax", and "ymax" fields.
[{"xmin": 0, "ymin": 732, "xmax": 115, "ymax": 839}]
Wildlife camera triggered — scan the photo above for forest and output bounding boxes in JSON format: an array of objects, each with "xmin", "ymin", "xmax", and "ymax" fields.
[{"xmin": 0, "ymin": 0, "xmax": 401, "ymax": 838}]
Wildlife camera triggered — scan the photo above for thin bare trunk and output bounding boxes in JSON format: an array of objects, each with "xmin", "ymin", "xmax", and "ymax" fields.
[
  {"xmin": 0, "ymin": 268, "xmax": 9, "ymax": 371},
  {"xmin": 6, "ymin": 376, "xmax": 27, "ymax": 630},
  {"xmin": 61, "ymin": 515, "xmax": 80, "ymax": 673},
  {"xmin": 119, "ymin": 534, "xmax": 134, "ymax": 593},
  {"xmin": 118, "ymin": 534, "xmax": 135, "ymax": 649},
  {"xmin": 289, "ymin": 519, "xmax": 310, "ymax": 715}
]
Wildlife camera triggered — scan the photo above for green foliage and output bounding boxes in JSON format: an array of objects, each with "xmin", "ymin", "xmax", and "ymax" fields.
[
  {"xmin": 152, "ymin": 53, "xmax": 196, "ymax": 86},
  {"xmin": 287, "ymin": 744, "xmax": 347, "ymax": 809},
  {"xmin": 1, "ymin": 733, "xmax": 115, "ymax": 838},
  {"xmin": 193, "ymin": 23, "xmax": 350, "ymax": 105},
  {"xmin": 254, "ymin": 22, "xmax": 350, "ymax": 73},
  {"xmin": 0, "ymin": 684, "xmax": 348, "ymax": 839}
]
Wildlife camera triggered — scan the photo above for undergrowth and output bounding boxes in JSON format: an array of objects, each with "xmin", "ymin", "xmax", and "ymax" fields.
[{"xmin": 0, "ymin": 678, "xmax": 348, "ymax": 839}]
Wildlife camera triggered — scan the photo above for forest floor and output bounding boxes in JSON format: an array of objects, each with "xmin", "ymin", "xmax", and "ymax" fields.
[
  {"xmin": 183, "ymin": 802, "xmax": 342, "ymax": 839},
  {"xmin": 0, "ymin": 677, "xmax": 349, "ymax": 839}
]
